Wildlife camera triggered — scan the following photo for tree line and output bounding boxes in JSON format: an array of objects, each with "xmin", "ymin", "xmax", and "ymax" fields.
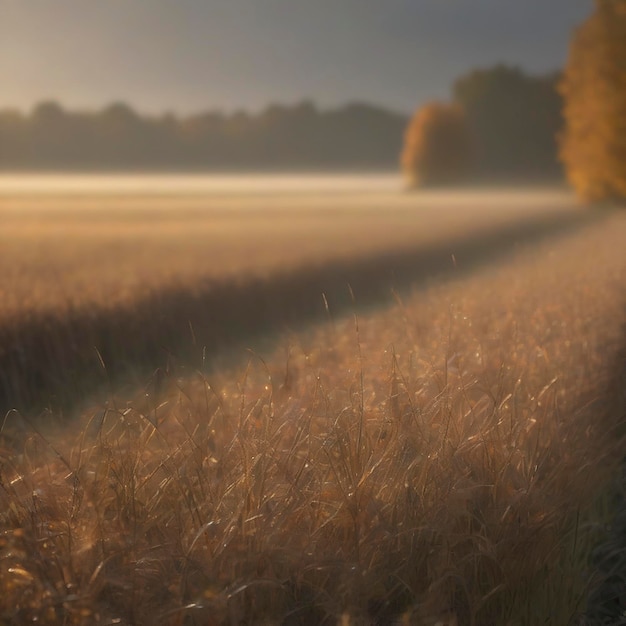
[
  {"xmin": 0, "ymin": 101, "xmax": 406, "ymax": 171},
  {"xmin": 402, "ymin": 66, "xmax": 563, "ymax": 187},
  {"xmin": 1, "ymin": 66, "xmax": 564, "ymax": 178},
  {"xmin": 403, "ymin": 1, "xmax": 626, "ymax": 203}
]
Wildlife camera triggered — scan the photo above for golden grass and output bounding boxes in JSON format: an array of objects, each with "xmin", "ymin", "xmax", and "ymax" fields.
[
  {"xmin": 0, "ymin": 204, "xmax": 624, "ymax": 624},
  {"xmin": 0, "ymin": 189, "xmax": 579, "ymax": 319},
  {"xmin": 0, "ymin": 188, "xmax": 595, "ymax": 417}
]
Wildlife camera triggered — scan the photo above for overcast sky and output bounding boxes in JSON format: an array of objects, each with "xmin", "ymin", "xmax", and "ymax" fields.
[{"xmin": 1, "ymin": 0, "xmax": 593, "ymax": 115}]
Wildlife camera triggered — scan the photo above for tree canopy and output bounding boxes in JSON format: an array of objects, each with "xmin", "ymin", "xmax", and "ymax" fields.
[
  {"xmin": 0, "ymin": 101, "xmax": 406, "ymax": 171},
  {"xmin": 400, "ymin": 102, "xmax": 473, "ymax": 188},
  {"xmin": 559, "ymin": 0, "xmax": 626, "ymax": 202},
  {"xmin": 453, "ymin": 65, "xmax": 563, "ymax": 180}
]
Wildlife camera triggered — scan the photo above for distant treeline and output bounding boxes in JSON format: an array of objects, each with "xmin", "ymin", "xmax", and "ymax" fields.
[
  {"xmin": 453, "ymin": 66, "xmax": 563, "ymax": 180},
  {"xmin": 0, "ymin": 65, "xmax": 563, "ymax": 177},
  {"xmin": 0, "ymin": 101, "xmax": 406, "ymax": 171}
]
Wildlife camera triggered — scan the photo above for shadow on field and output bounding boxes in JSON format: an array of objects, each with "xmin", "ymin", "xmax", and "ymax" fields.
[{"xmin": 0, "ymin": 206, "xmax": 610, "ymax": 419}]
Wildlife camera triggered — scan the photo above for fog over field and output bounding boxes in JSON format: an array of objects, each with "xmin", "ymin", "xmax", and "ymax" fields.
[
  {"xmin": 0, "ymin": 172, "xmax": 570, "ymax": 198},
  {"xmin": 0, "ymin": 172, "xmax": 575, "ymax": 211},
  {"xmin": 0, "ymin": 175, "xmax": 584, "ymax": 322},
  {"xmin": 0, "ymin": 176, "xmax": 582, "ymax": 317},
  {"xmin": 0, "ymin": 173, "xmax": 403, "ymax": 196}
]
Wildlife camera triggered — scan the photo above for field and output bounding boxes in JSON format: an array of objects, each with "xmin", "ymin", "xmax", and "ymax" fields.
[
  {"xmin": 0, "ymin": 177, "xmax": 625, "ymax": 625},
  {"xmin": 0, "ymin": 179, "xmax": 593, "ymax": 415}
]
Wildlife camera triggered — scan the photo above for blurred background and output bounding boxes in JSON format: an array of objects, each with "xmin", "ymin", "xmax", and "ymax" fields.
[{"xmin": 0, "ymin": 0, "xmax": 592, "ymax": 182}]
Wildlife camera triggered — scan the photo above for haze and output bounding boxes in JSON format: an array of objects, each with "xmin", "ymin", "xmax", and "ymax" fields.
[{"xmin": 1, "ymin": 0, "xmax": 592, "ymax": 114}]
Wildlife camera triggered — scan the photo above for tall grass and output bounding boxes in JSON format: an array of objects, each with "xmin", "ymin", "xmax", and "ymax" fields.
[
  {"xmin": 1, "ymin": 211, "xmax": 624, "ymax": 624},
  {"xmin": 0, "ymin": 193, "xmax": 598, "ymax": 416}
]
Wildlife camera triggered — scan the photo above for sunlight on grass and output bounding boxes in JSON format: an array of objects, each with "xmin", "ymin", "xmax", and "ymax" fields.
[{"xmin": 1, "ymin": 210, "xmax": 624, "ymax": 624}]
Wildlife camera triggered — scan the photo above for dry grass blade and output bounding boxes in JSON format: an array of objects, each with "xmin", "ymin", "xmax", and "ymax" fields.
[{"xmin": 0, "ymin": 202, "xmax": 624, "ymax": 624}]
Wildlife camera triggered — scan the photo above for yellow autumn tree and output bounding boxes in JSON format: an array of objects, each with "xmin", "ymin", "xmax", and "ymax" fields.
[
  {"xmin": 560, "ymin": 0, "xmax": 626, "ymax": 203},
  {"xmin": 400, "ymin": 102, "xmax": 472, "ymax": 189}
]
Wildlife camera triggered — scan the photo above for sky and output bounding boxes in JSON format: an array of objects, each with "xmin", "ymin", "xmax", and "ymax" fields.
[{"xmin": 0, "ymin": 0, "xmax": 593, "ymax": 116}]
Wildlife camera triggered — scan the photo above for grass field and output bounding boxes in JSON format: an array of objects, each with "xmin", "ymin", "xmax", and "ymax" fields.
[
  {"xmin": 0, "ymin": 180, "xmax": 624, "ymax": 624},
  {"xmin": 0, "ymin": 183, "xmax": 596, "ymax": 416},
  {"xmin": 0, "ymin": 182, "xmax": 577, "ymax": 319}
]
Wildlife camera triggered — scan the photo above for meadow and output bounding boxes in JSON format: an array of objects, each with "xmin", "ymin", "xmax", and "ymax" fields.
[
  {"xmin": 0, "ymin": 178, "xmax": 624, "ymax": 624},
  {"xmin": 0, "ymin": 180, "xmax": 590, "ymax": 415}
]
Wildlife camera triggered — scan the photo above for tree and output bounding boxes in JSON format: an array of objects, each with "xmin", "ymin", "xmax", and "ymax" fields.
[
  {"xmin": 453, "ymin": 65, "xmax": 563, "ymax": 180},
  {"xmin": 0, "ymin": 109, "xmax": 27, "ymax": 167},
  {"xmin": 400, "ymin": 102, "xmax": 473, "ymax": 188},
  {"xmin": 560, "ymin": 0, "xmax": 626, "ymax": 202}
]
